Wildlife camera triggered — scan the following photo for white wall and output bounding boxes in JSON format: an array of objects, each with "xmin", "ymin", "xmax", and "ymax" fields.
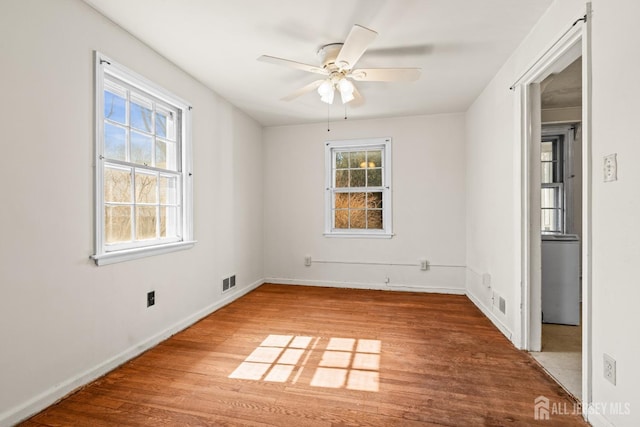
[
  {"xmin": 589, "ymin": 0, "xmax": 640, "ymax": 425},
  {"xmin": 263, "ymin": 114, "xmax": 466, "ymax": 293},
  {"xmin": 0, "ymin": 1, "xmax": 263, "ymax": 425},
  {"xmin": 466, "ymin": 0, "xmax": 640, "ymax": 425}
]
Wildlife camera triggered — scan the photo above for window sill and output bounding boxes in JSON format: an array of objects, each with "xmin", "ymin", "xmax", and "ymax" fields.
[
  {"xmin": 323, "ymin": 232, "xmax": 394, "ymax": 239},
  {"xmin": 91, "ymin": 240, "xmax": 197, "ymax": 266}
]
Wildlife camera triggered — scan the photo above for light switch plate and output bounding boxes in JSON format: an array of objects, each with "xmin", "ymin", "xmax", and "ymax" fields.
[{"xmin": 604, "ymin": 153, "xmax": 617, "ymax": 182}]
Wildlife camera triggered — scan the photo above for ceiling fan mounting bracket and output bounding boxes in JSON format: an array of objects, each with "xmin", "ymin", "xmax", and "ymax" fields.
[{"xmin": 317, "ymin": 43, "xmax": 344, "ymax": 69}]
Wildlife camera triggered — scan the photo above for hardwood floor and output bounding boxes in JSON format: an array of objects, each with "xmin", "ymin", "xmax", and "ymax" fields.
[{"xmin": 21, "ymin": 284, "xmax": 588, "ymax": 426}]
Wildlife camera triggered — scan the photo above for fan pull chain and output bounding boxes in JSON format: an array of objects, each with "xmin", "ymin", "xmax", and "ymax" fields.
[
  {"xmin": 327, "ymin": 103, "xmax": 331, "ymax": 132},
  {"xmin": 344, "ymin": 104, "xmax": 348, "ymax": 120}
]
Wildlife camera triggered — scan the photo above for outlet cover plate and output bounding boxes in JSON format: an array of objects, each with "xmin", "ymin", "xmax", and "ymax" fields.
[
  {"xmin": 604, "ymin": 154, "xmax": 617, "ymax": 182},
  {"xmin": 603, "ymin": 353, "xmax": 616, "ymax": 385}
]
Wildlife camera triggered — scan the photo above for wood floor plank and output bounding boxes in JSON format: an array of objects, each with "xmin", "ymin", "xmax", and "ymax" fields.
[{"xmin": 21, "ymin": 284, "xmax": 588, "ymax": 426}]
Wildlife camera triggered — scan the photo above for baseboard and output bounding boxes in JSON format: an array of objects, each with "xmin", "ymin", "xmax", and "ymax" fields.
[
  {"xmin": 265, "ymin": 277, "xmax": 465, "ymax": 295},
  {"xmin": 586, "ymin": 409, "xmax": 614, "ymax": 427},
  {"xmin": 1, "ymin": 279, "xmax": 264, "ymax": 427},
  {"xmin": 465, "ymin": 288, "xmax": 514, "ymax": 342}
]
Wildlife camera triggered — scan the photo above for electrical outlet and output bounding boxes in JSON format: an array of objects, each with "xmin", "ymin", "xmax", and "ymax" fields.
[
  {"xmin": 147, "ymin": 291, "xmax": 155, "ymax": 307},
  {"xmin": 604, "ymin": 153, "xmax": 617, "ymax": 182},
  {"xmin": 304, "ymin": 255, "xmax": 312, "ymax": 266},
  {"xmin": 420, "ymin": 259, "xmax": 429, "ymax": 271},
  {"xmin": 603, "ymin": 354, "xmax": 616, "ymax": 385}
]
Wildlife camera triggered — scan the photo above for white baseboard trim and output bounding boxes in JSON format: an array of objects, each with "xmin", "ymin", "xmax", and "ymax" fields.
[
  {"xmin": 265, "ymin": 277, "xmax": 465, "ymax": 295},
  {"xmin": 465, "ymin": 289, "xmax": 513, "ymax": 342},
  {"xmin": 586, "ymin": 408, "xmax": 614, "ymax": 427},
  {"xmin": 1, "ymin": 279, "xmax": 264, "ymax": 427}
]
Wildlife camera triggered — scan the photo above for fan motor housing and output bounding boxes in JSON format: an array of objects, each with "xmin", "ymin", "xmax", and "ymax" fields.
[{"xmin": 317, "ymin": 43, "xmax": 344, "ymax": 68}]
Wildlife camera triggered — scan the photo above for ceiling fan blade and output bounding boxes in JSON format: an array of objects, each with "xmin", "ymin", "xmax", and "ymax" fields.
[
  {"xmin": 349, "ymin": 68, "xmax": 421, "ymax": 82},
  {"xmin": 335, "ymin": 25, "xmax": 378, "ymax": 70},
  {"xmin": 281, "ymin": 79, "xmax": 325, "ymax": 101},
  {"xmin": 258, "ymin": 55, "xmax": 328, "ymax": 75}
]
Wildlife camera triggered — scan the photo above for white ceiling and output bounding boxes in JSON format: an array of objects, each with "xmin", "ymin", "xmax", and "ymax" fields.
[
  {"xmin": 83, "ymin": 0, "xmax": 554, "ymax": 127},
  {"xmin": 541, "ymin": 57, "xmax": 582, "ymax": 109}
]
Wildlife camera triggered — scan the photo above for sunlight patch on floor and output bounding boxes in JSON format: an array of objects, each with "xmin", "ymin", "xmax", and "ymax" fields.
[{"xmin": 229, "ymin": 334, "xmax": 381, "ymax": 392}]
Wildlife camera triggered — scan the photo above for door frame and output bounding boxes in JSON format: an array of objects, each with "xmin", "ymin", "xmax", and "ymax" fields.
[{"xmin": 515, "ymin": 4, "xmax": 593, "ymax": 410}]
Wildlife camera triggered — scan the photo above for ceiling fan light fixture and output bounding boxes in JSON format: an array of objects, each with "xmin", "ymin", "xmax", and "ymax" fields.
[
  {"xmin": 337, "ymin": 78, "xmax": 354, "ymax": 94},
  {"xmin": 317, "ymin": 80, "xmax": 333, "ymax": 95},
  {"xmin": 340, "ymin": 90, "xmax": 355, "ymax": 104},
  {"xmin": 318, "ymin": 80, "xmax": 335, "ymax": 104},
  {"xmin": 337, "ymin": 78, "xmax": 355, "ymax": 104},
  {"xmin": 320, "ymin": 93, "xmax": 334, "ymax": 104}
]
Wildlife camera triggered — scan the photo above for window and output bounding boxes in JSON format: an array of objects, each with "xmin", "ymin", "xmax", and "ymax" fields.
[
  {"xmin": 324, "ymin": 138, "xmax": 392, "ymax": 237},
  {"xmin": 92, "ymin": 52, "xmax": 194, "ymax": 265},
  {"xmin": 541, "ymin": 134, "xmax": 564, "ymax": 234}
]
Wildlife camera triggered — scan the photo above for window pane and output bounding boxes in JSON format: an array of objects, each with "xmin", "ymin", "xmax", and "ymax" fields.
[
  {"xmin": 105, "ymin": 205, "xmax": 132, "ymax": 244},
  {"xmin": 367, "ymin": 169, "xmax": 382, "ymax": 187},
  {"xmin": 130, "ymin": 95, "xmax": 153, "ymax": 133},
  {"xmin": 156, "ymin": 139, "xmax": 167, "ymax": 169},
  {"xmin": 104, "ymin": 166, "xmax": 132, "ymax": 203},
  {"xmin": 155, "ymin": 111, "xmax": 167, "ymax": 138},
  {"xmin": 350, "ymin": 209, "xmax": 366, "ymax": 229},
  {"xmin": 160, "ymin": 206, "xmax": 178, "ymax": 238},
  {"xmin": 350, "ymin": 169, "xmax": 365, "ymax": 187},
  {"xmin": 104, "ymin": 90, "xmax": 126, "ymax": 124},
  {"xmin": 335, "ymin": 193, "xmax": 349, "ymax": 209},
  {"xmin": 335, "ymin": 170, "xmax": 349, "ymax": 188},
  {"xmin": 157, "ymin": 107, "xmax": 177, "ymax": 141},
  {"xmin": 541, "ymin": 188, "xmax": 560, "ymax": 209},
  {"xmin": 336, "ymin": 152, "xmax": 349, "ymax": 169},
  {"xmin": 136, "ymin": 206, "xmax": 157, "ymax": 240},
  {"xmin": 349, "ymin": 151, "xmax": 366, "ymax": 168},
  {"xmin": 165, "ymin": 141, "xmax": 178, "ymax": 171},
  {"xmin": 541, "ymin": 141, "xmax": 554, "ymax": 161},
  {"xmin": 135, "ymin": 171, "xmax": 158, "ymax": 203},
  {"xmin": 541, "ymin": 209, "xmax": 561, "ymax": 232},
  {"xmin": 541, "ymin": 162, "xmax": 553, "ymax": 184},
  {"xmin": 131, "ymin": 131, "xmax": 153, "ymax": 165},
  {"xmin": 104, "ymin": 123, "xmax": 126, "ymax": 161},
  {"xmin": 160, "ymin": 175, "xmax": 178, "ymax": 205},
  {"xmin": 367, "ymin": 151, "xmax": 382, "ymax": 168},
  {"xmin": 366, "ymin": 192, "xmax": 383, "ymax": 209},
  {"xmin": 367, "ymin": 210, "xmax": 383, "ymax": 229},
  {"xmin": 334, "ymin": 209, "xmax": 349, "ymax": 229},
  {"xmin": 155, "ymin": 141, "xmax": 178, "ymax": 172},
  {"xmin": 349, "ymin": 192, "xmax": 366, "ymax": 209}
]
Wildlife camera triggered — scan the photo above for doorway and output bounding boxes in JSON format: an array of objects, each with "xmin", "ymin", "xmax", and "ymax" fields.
[
  {"xmin": 517, "ymin": 8, "xmax": 592, "ymax": 410},
  {"xmin": 531, "ymin": 61, "xmax": 583, "ymax": 396}
]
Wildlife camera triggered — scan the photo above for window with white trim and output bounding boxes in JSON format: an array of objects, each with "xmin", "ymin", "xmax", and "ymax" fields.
[
  {"xmin": 541, "ymin": 135, "xmax": 564, "ymax": 234},
  {"xmin": 324, "ymin": 138, "xmax": 392, "ymax": 238},
  {"xmin": 92, "ymin": 52, "xmax": 194, "ymax": 266}
]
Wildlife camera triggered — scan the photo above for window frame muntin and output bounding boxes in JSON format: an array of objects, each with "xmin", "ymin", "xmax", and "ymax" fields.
[
  {"xmin": 324, "ymin": 138, "xmax": 393, "ymax": 238},
  {"xmin": 92, "ymin": 51, "xmax": 195, "ymax": 266}
]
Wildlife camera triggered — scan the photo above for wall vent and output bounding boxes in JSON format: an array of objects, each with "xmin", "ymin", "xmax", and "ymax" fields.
[
  {"xmin": 222, "ymin": 274, "xmax": 236, "ymax": 292},
  {"xmin": 499, "ymin": 297, "xmax": 506, "ymax": 314}
]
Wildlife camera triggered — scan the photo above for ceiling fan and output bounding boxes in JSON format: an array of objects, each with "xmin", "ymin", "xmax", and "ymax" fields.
[{"xmin": 258, "ymin": 24, "xmax": 421, "ymax": 105}]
